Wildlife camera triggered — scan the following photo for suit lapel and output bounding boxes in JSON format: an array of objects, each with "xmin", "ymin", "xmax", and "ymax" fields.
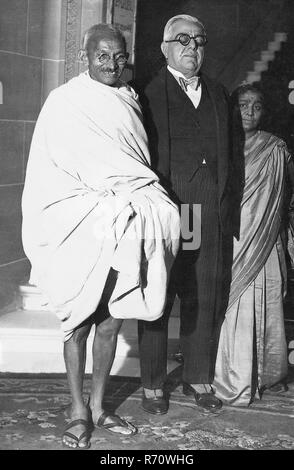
[
  {"xmin": 144, "ymin": 67, "xmax": 171, "ymax": 180},
  {"xmin": 202, "ymin": 75, "xmax": 228, "ymax": 200}
]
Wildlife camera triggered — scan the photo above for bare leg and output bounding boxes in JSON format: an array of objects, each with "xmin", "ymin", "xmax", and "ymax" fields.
[
  {"xmin": 89, "ymin": 313, "xmax": 136, "ymax": 434},
  {"xmin": 63, "ymin": 319, "xmax": 93, "ymax": 448},
  {"xmin": 89, "ymin": 268, "xmax": 137, "ymax": 435},
  {"xmin": 90, "ymin": 315, "xmax": 124, "ymax": 422}
]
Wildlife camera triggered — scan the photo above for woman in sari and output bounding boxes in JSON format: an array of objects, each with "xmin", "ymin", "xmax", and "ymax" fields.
[{"xmin": 213, "ymin": 83, "xmax": 294, "ymax": 406}]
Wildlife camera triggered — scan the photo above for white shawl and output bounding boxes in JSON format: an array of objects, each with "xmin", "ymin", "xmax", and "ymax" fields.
[{"xmin": 22, "ymin": 72, "xmax": 180, "ymax": 341}]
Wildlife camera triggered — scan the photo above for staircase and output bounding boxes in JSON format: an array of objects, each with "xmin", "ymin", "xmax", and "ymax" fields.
[
  {"xmin": 257, "ymin": 29, "xmax": 294, "ymax": 153},
  {"xmin": 246, "ymin": 32, "xmax": 287, "ymax": 84},
  {"xmin": 218, "ymin": 1, "xmax": 289, "ymax": 91}
]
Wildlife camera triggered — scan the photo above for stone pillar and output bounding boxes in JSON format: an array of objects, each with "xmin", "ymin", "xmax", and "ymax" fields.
[
  {"xmin": 41, "ymin": 0, "xmax": 67, "ymax": 103},
  {"xmin": 65, "ymin": 0, "xmax": 105, "ymax": 80},
  {"xmin": 42, "ymin": 0, "xmax": 104, "ymax": 100}
]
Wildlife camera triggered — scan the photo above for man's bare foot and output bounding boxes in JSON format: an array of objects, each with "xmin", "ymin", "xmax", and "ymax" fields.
[
  {"xmin": 93, "ymin": 410, "xmax": 137, "ymax": 436},
  {"xmin": 62, "ymin": 403, "xmax": 92, "ymax": 449}
]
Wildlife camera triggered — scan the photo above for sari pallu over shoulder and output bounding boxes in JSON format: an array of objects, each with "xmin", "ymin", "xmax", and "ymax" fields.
[{"xmin": 228, "ymin": 131, "xmax": 289, "ymax": 310}]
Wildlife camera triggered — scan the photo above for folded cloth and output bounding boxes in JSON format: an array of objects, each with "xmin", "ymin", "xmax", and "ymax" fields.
[{"xmin": 22, "ymin": 72, "xmax": 180, "ymax": 341}]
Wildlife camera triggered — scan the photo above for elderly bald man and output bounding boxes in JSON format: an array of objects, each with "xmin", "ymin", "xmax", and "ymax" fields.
[
  {"xmin": 137, "ymin": 14, "xmax": 241, "ymax": 414},
  {"xmin": 22, "ymin": 23, "xmax": 180, "ymax": 449}
]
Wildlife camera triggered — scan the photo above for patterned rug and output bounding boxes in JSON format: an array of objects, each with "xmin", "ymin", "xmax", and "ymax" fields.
[{"xmin": 1, "ymin": 368, "xmax": 294, "ymax": 451}]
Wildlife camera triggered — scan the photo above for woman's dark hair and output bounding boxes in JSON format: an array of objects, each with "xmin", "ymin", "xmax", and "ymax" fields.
[{"xmin": 231, "ymin": 82, "xmax": 265, "ymax": 108}]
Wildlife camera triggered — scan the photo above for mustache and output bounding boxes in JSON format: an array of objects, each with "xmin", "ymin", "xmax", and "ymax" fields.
[{"xmin": 101, "ymin": 66, "xmax": 119, "ymax": 73}]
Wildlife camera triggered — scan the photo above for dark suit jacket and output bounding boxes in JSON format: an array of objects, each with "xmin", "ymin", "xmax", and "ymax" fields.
[{"xmin": 136, "ymin": 67, "xmax": 242, "ymax": 238}]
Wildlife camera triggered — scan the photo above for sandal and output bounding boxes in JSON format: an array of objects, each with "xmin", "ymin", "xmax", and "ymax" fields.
[
  {"xmin": 62, "ymin": 418, "xmax": 92, "ymax": 449},
  {"xmin": 95, "ymin": 411, "xmax": 137, "ymax": 436}
]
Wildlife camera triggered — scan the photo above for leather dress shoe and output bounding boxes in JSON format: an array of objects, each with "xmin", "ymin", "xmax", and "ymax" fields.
[
  {"xmin": 183, "ymin": 383, "xmax": 222, "ymax": 411},
  {"xmin": 141, "ymin": 390, "xmax": 168, "ymax": 415}
]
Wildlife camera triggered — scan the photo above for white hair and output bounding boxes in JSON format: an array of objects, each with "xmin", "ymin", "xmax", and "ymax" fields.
[{"xmin": 163, "ymin": 14, "xmax": 205, "ymax": 41}]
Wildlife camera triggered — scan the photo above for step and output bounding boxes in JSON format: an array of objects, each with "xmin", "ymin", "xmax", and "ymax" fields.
[
  {"xmin": 254, "ymin": 61, "xmax": 268, "ymax": 73},
  {"xmin": 2, "ymin": 308, "xmax": 293, "ymax": 375},
  {"xmin": 19, "ymin": 283, "xmax": 49, "ymax": 311},
  {"xmin": 268, "ymin": 40, "xmax": 282, "ymax": 53},
  {"xmin": 274, "ymin": 32, "xmax": 287, "ymax": 42},
  {"xmin": 0, "ymin": 309, "xmax": 180, "ymax": 375},
  {"xmin": 246, "ymin": 71, "xmax": 261, "ymax": 84},
  {"xmin": 260, "ymin": 50, "xmax": 275, "ymax": 62}
]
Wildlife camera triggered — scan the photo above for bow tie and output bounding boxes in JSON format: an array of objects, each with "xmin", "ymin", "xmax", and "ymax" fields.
[{"xmin": 179, "ymin": 76, "xmax": 200, "ymax": 92}]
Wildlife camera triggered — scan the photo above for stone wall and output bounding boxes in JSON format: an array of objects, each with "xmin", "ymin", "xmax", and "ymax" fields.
[
  {"xmin": 0, "ymin": 0, "xmax": 68, "ymax": 307},
  {"xmin": 0, "ymin": 0, "xmax": 47, "ymax": 306},
  {"xmin": 0, "ymin": 0, "xmax": 107, "ymax": 308}
]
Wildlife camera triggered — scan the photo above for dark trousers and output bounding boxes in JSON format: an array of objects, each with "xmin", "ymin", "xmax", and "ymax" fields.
[{"xmin": 138, "ymin": 168, "xmax": 233, "ymax": 387}]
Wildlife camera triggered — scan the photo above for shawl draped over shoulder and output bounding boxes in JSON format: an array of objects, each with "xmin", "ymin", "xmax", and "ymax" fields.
[{"xmin": 22, "ymin": 72, "xmax": 180, "ymax": 341}]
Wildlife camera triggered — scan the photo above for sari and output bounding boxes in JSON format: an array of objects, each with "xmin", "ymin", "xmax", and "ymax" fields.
[{"xmin": 213, "ymin": 130, "xmax": 289, "ymax": 406}]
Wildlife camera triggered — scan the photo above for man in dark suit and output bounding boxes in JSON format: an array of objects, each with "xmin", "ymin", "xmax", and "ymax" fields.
[{"xmin": 137, "ymin": 14, "xmax": 241, "ymax": 414}]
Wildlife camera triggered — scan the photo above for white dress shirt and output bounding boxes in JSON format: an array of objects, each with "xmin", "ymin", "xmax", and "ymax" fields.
[{"xmin": 167, "ymin": 65, "xmax": 202, "ymax": 109}]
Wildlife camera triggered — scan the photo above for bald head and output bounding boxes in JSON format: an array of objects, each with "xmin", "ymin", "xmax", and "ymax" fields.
[{"xmin": 82, "ymin": 23, "xmax": 126, "ymax": 57}]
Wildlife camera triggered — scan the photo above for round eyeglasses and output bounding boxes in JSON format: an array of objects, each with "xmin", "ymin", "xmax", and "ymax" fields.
[
  {"xmin": 165, "ymin": 33, "xmax": 208, "ymax": 47},
  {"xmin": 96, "ymin": 52, "xmax": 129, "ymax": 65}
]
